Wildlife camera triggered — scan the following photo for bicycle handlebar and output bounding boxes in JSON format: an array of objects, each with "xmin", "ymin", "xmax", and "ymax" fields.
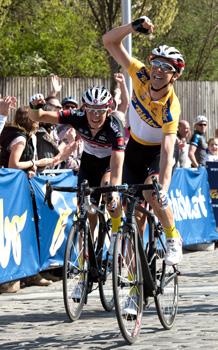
[{"xmin": 44, "ymin": 177, "xmax": 161, "ymax": 210}]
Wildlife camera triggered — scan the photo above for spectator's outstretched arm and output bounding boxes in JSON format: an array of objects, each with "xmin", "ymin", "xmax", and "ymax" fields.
[
  {"xmin": 114, "ymin": 73, "xmax": 129, "ymax": 115},
  {"xmin": 29, "ymin": 93, "xmax": 59, "ymax": 124},
  {"xmin": 103, "ymin": 16, "xmax": 154, "ymax": 70},
  {"xmin": 48, "ymin": 74, "xmax": 62, "ymax": 98},
  {"xmin": 188, "ymin": 144, "xmax": 198, "ymax": 167},
  {"xmin": 0, "ymin": 96, "xmax": 17, "ymax": 134}
]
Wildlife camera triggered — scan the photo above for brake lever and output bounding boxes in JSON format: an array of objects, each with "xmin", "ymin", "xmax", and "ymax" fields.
[{"xmin": 151, "ymin": 176, "xmax": 162, "ymax": 203}]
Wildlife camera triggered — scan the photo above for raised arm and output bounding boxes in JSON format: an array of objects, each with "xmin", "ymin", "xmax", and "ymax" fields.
[
  {"xmin": 0, "ymin": 96, "xmax": 17, "ymax": 134},
  {"xmin": 28, "ymin": 93, "xmax": 59, "ymax": 124},
  {"xmin": 102, "ymin": 16, "xmax": 154, "ymax": 70}
]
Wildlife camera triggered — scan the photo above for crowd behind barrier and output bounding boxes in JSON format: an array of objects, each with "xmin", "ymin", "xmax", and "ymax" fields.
[{"xmin": 0, "ymin": 166, "xmax": 217, "ymax": 285}]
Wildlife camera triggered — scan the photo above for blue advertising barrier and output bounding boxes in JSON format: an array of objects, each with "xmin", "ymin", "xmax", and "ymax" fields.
[
  {"xmin": 206, "ymin": 162, "xmax": 218, "ymax": 228},
  {"xmin": 30, "ymin": 171, "xmax": 77, "ymax": 270},
  {"xmin": 0, "ymin": 167, "xmax": 217, "ymax": 284},
  {"xmin": 0, "ymin": 169, "xmax": 40, "ymax": 284},
  {"xmin": 168, "ymin": 167, "xmax": 218, "ymax": 246}
]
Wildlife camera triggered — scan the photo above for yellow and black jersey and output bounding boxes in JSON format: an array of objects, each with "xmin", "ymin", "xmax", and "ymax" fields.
[{"xmin": 127, "ymin": 57, "xmax": 181, "ymax": 146}]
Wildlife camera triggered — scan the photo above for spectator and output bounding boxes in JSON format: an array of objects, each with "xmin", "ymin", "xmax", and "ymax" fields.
[
  {"xmin": 55, "ymin": 127, "xmax": 83, "ymax": 173},
  {"xmin": 36, "ymin": 122, "xmax": 60, "ymax": 172},
  {"xmin": 0, "ymin": 106, "xmax": 55, "ymax": 177},
  {"xmin": 188, "ymin": 115, "xmax": 208, "ymax": 167},
  {"xmin": 206, "ymin": 138, "xmax": 218, "ymax": 162},
  {"xmin": 61, "ymin": 96, "xmax": 78, "ymax": 111},
  {"xmin": 54, "ymin": 96, "xmax": 83, "ymax": 171},
  {"xmin": 176, "ymin": 120, "xmax": 192, "ymax": 168},
  {"xmin": 0, "ymin": 96, "xmax": 17, "ymax": 135},
  {"xmin": 0, "ymin": 106, "xmax": 55, "ymax": 293}
]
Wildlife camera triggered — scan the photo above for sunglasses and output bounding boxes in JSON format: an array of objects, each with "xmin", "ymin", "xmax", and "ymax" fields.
[
  {"xmin": 198, "ymin": 123, "xmax": 207, "ymax": 126},
  {"xmin": 151, "ymin": 59, "xmax": 176, "ymax": 73},
  {"xmin": 63, "ymin": 104, "xmax": 77, "ymax": 110},
  {"xmin": 85, "ymin": 107, "xmax": 108, "ymax": 115}
]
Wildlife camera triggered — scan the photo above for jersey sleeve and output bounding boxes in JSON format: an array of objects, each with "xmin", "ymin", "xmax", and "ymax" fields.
[
  {"xmin": 58, "ymin": 109, "xmax": 84, "ymax": 130},
  {"xmin": 190, "ymin": 133, "xmax": 200, "ymax": 147},
  {"xmin": 108, "ymin": 115, "xmax": 125, "ymax": 152},
  {"xmin": 127, "ymin": 57, "xmax": 150, "ymax": 83},
  {"xmin": 162, "ymin": 95, "xmax": 181, "ymax": 134}
]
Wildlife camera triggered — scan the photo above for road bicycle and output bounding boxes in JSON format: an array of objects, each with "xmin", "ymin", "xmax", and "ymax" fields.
[
  {"xmin": 44, "ymin": 179, "xmax": 118, "ymax": 321},
  {"xmin": 111, "ymin": 177, "xmax": 180, "ymax": 344}
]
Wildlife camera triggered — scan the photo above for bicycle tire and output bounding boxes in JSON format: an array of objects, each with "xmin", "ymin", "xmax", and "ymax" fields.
[
  {"xmin": 113, "ymin": 228, "xmax": 143, "ymax": 344},
  {"xmin": 149, "ymin": 226, "xmax": 178, "ymax": 329},
  {"xmin": 98, "ymin": 217, "xmax": 114, "ymax": 312},
  {"xmin": 154, "ymin": 259, "xmax": 178, "ymax": 329},
  {"xmin": 63, "ymin": 222, "xmax": 89, "ymax": 321}
]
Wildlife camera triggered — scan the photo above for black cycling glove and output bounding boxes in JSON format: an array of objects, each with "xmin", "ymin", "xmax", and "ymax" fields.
[{"xmin": 132, "ymin": 16, "xmax": 152, "ymax": 34}]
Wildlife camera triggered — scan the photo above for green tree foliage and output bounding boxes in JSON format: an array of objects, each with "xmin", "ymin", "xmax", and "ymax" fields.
[
  {"xmin": 0, "ymin": 0, "xmax": 217, "ymax": 80},
  {"xmin": 0, "ymin": 0, "xmax": 109, "ymax": 77},
  {"xmin": 159, "ymin": 0, "xmax": 218, "ymax": 80},
  {"xmin": 0, "ymin": 0, "xmax": 13, "ymax": 27},
  {"xmin": 82, "ymin": 0, "xmax": 178, "ymax": 85}
]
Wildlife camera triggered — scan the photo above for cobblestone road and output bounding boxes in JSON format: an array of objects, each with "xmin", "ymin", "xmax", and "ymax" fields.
[{"xmin": 0, "ymin": 248, "xmax": 218, "ymax": 349}]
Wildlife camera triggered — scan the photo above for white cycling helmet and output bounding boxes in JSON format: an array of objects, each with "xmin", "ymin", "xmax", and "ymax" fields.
[
  {"xmin": 82, "ymin": 86, "xmax": 113, "ymax": 108},
  {"xmin": 150, "ymin": 45, "xmax": 185, "ymax": 73},
  {"xmin": 194, "ymin": 115, "xmax": 208, "ymax": 125}
]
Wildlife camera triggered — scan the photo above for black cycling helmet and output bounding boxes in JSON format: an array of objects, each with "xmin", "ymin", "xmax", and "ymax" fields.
[{"xmin": 61, "ymin": 96, "xmax": 78, "ymax": 108}]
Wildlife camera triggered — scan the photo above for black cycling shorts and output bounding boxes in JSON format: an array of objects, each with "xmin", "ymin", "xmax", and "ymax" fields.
[
  {"xmin": 123, "ymin": 136, "xmax": 161, "ymax": 199},
  {"xmin": 78, "ymin": 151, "xmax": 110, "ymax": 204}
]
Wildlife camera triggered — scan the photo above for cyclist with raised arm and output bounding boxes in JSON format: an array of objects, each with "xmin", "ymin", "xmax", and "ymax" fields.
[
  {"xmin": 28, "ymin": 86, "xmax": 125, "ymax": 256},
  {"xmin": 103, "ymin": 16, "xmax": 184, "ymax": 267}
]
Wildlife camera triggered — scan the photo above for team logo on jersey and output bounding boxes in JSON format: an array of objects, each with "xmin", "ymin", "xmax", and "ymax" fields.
[
  {"xmin": 110, "ymin": 120, "xmax": 120, "ymax": 133},
  {"xmin": 136, "ymin": 66, "xmax": 150, "ymax": 84},
  {"xmin": 162, "ymin": 99, "xmax": 173, "ymax": 123}
]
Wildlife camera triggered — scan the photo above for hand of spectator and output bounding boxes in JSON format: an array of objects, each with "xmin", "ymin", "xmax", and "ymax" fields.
[
  {"xmin": 28, "ymin": 169, "xmax": 36, "ymax": 179},
  {"xmin": 114, "ymin": 72, "xmax": 125, "ymax": 85},
  {"xmin": 50, "ymin": 74, "xmax": 62, "ymax": 96},
  {"xmin": 36, "ymin": 157, "xmax": 55, "ymax": 168},
  {"xmin": 29, "ymin": 94, "xmax": 46, "ymax": 109},
  {"xmin": 0, "ymin": 96, "xmax": 17, "ymax": 116},
  {"xmin": 65, "ymin": 127, "xmax": 77, "ymax": 143}
]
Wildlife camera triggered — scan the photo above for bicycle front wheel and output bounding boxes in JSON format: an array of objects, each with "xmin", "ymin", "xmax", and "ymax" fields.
[
  {"xmin": 154, "ymin": 260, "xmax": 178, "ymax": 329},
  {"xmin": 98, "ymin": 217, "xmax": 114, "ymax": 311},
  {"xmin": 63, "ymin": 222, "xmax": 89, "ymax": 321},
  {"xmin": 113, "ymin": 228, "xmax": 143, "ymax": 344}
]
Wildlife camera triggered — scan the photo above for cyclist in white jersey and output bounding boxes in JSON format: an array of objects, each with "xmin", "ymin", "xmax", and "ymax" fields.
[{"xmin": 29, "ymin": 87, "xmax": 125, "ymax": 249}]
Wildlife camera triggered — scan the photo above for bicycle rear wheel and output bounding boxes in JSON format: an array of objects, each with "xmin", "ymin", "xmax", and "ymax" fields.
[
  {"xmin": 98, "ymin": 217, "xmax": 114, "ymax": 311},
  {"xmin": 153, "ymin": 235, "xmax": 178, "ymax": 329},
  {"xmin": 63, "ymin": 222, "xmax": 89, "ymax": 321},
  {"xmin": 113, "ymin": 228, "xmax": 143, "ymax": 344}
]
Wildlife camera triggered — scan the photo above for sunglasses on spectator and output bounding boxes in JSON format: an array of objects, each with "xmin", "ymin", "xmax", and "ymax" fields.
[
  {"xmin": 151, "ymin": 59, "xmax": 176, "ymax": 73},
  {"xmin": 85, "ymin": 107, "xmax": 108, "ymax": 115},
  {"xmin": 63, "ymin": 104, "xmax": 77, "ymax": 110},
  {"xmin": 198, "ymin": 123, "xmax": 207, "ymax": 126}
]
